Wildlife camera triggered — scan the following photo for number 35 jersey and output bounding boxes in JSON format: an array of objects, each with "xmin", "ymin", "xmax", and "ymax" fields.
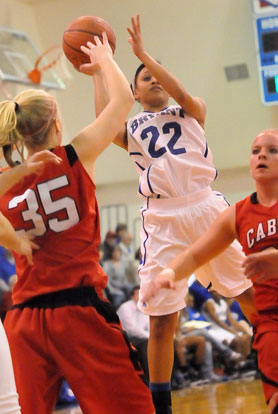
[
  {"xmin": 127, "ymin": 105, "xmax": 217, "ymax": 198},
  {"xmin": 0, "ymin": 145, "xmax": 107, "ymax": 305}
]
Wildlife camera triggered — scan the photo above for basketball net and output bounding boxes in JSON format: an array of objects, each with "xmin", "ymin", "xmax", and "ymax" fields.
[{"xmin": 27, "ymin": 45, "xmax": 72, "ymax": 86}]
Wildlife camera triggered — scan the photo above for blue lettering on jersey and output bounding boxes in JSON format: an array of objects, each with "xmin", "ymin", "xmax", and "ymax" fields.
[{"xmin": 130, "ymin": 107, "xmax": 181, "ymax": 134}]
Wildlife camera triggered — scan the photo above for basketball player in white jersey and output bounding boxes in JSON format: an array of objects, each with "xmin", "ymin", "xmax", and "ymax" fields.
[
  {"xmin": 0, "ymin": 149, "xmax": 61, "ymax": 414},
  {"xmin": 88, "ymin": 14, "xmax": 254, "ymax": 414}
]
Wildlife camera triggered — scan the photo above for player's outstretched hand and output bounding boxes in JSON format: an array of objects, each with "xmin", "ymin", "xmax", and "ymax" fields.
[
  {"xmin": 25, "ymin": 150, "xmax": 62, "ymax": 176},
  {"xmin": 79, "ymin": 32, "xmax": 112, "ymax": 75},
  {"xmin": 141, "ymin": 268, "xmax": 176, "ymax": 302},
  {"xmin": 127, "ymin": 15, "xmax": 145, "ymax": 59},
  {"xmin": 242, "ymin": 248, "xmax": 278, "ymax": 282},
  {"xmin": 14, "ymin": 234, "xmax": 39, "ymax": 265}
]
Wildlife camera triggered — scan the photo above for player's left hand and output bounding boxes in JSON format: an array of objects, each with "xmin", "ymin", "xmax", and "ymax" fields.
[
  {"xmin": 14, "ymin": 234, "xmax": 40, "ymax": 265},
  {"xmin": 127, "ymin": 15, "xmax": 145, "ymax": 59},
  {"xmin": 25, "ymin": 150, "xmax": 62, "ymax": 175}
]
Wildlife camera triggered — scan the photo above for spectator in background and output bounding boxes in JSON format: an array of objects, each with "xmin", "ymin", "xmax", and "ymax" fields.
[
  {"xmin": 226, "ymin": 298, "xmax": 253, "ymax": 337},
  {"xmin": 0, "ymin": 247, "xmax": 17, "ymax": 320},
  {"xmin": 103, "ymin": 245, "xmax": 134, "ymax": 308},
  {"xmin": 174, "ymin": 326, "xmax": 222, "ymax": 384},
  {"xmin": 0, "ymin": 247, "xmax": 16, "ymax": 287},
  {"xmin": 117, "ymin": 285, "xmax": 149, "ymax": 380},
  {"xmin": 202, "ymin": 291, "xmax": 251, "ymax": 359},
  {"xmin": 115, "ymin": 223, "xmax": 128, "ymax": 244},
  {"xmin": 118, "ymin": 231, "xmax": 133, "ymax": 263},
  {"xmin": 118, "ymin": 231, "xmax": 139, "ymax": 285},
  {"xmin": 180, "ymin": 293, "xmax": 243, "ymax": 366},
  {"xmin": 127, "ymin": 247, "xmax": 142, "ymax": 285},
  {"xmin": 98, "ymin": 244, "xmax": 104, "ymax": 267},
  {"xmin": 101, "ymin": 230, "xmax": 117, "ymax": 261},
  {"xmin": 189, "ymin": 279, "xmax": 212, "ymax": 313}
]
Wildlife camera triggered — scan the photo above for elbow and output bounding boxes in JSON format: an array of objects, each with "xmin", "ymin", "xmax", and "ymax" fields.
[
  {"xmin": 121, "ymin": 92, "xmax": 134, "ymax": 113},
  {"xmin": 127, "ymin": 92, "xmax": 135, "ymax": 108},
  {"xmin": 117, "ymin": 91, "xmax": 134, "ymax": 110}
]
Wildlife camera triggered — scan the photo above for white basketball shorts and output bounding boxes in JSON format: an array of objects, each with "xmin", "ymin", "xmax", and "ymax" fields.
[{"xmin": 137, "ymin": 187, "xmax": 252, "ymax": 316}]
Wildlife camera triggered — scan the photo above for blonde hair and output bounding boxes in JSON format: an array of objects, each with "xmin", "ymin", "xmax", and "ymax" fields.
[
  {"xmin": 0, "ymin": 89, "xmax": 58, "ymax": 166},
  {"xmin": 256, "ymin": 129, "xmax": 278, "ymax": 139}
]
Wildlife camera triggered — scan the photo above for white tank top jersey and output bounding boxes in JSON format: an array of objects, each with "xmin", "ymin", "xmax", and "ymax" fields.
[{"xmin": 127, "ymin": 105, "xmax": 218, "ymax": 199}]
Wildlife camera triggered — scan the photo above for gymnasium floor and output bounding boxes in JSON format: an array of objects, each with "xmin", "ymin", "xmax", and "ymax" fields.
[{"xmin": 54, "ymin": 376, "xmax": 268, "ymax": 414}]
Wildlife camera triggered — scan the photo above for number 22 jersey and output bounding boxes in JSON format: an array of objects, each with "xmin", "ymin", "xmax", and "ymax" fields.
[
  {"xmin": 0, "ymin": 145, "xmax": 107, "ymax": 305},
  {"xmin": 127, "ymin": 105, "xmax": 217, "ymax": 198}
]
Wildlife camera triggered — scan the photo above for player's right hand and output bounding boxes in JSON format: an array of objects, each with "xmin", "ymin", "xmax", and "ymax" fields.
[
  {"xmin": 141, "ymin": 268, "xmax": 176, "ymax": 302},
  {"xmin": 80, "ymin": 32, "xmax": 112, "ymax": 74}
]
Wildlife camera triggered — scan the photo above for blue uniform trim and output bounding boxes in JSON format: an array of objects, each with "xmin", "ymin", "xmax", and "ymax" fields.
[
  {"xmin": 138, "ymin": 183, "xmax": 143, "ymax": 196},
  {"xmin": 215, "ymin": 192, "xmax": 230, "ymax": 206},
  {"xmin": 129, "ymin": 151, "xmax": 143, "ymax": 156},
  {"xmin": 140, "ymin": 198, "xmax": 150, "ymax": 266},
  {"xmin": 204, "ymin": 142, "xmax": 209, "ymax": 158},
  {"xmin": 138, "ymin": 183, "xmax": 147, "ymax": 198},
  {"xmin": 147, "ymin": 166, "xmax": 154, "ymax": 194},
  {"xmin": 135, "ymin": 162, "xmax": 145, "ymax": 171}
]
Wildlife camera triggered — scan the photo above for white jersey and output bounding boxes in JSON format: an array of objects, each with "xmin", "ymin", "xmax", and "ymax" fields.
[{"xmin": 127, "ymin": 105, "xmax": 217, "ymax": 198}]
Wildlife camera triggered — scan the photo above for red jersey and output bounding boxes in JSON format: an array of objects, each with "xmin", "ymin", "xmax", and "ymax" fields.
[
  {"xmin": 0, "ymin": 145, "xmax": 107, "ymax": 304},
  {"xmin": 236, "ymin": 192, "xmax": 278, "ymax": 312}
]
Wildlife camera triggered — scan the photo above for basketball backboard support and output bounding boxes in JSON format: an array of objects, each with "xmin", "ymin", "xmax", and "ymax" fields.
[{"xmin": 0, "ymin": 25, "xmax": 65, "ymax": 90}]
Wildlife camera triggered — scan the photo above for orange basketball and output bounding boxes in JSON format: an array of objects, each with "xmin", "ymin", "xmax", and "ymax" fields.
[{"xmin": 62, "ymin": 16, "xmax": 116, "ymax": 69}]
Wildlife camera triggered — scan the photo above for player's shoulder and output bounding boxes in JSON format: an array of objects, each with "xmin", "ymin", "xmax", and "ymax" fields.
[
  {"xmin": 236, "ymin": 193, "xmax": 255, "ymax": 208},
  {"xmin": 52, "ymin": 145, "xmax": 79, "ymax": 167}
]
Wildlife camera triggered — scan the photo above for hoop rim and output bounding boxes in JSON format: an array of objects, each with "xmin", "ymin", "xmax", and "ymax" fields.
[{"xmin": 27, "ymin": 45, "xmax": 63, "ymax": 85}]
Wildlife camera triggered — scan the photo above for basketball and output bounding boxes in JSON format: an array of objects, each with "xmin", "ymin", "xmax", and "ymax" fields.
[{"xmin": 62, "ymin": 15, "xmax": 116, "ymax": 69}]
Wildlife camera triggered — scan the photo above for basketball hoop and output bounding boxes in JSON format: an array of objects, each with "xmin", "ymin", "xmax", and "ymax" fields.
[{"xmin": 27, "ymin": 45, "xmax": 63, "ymax": 85}]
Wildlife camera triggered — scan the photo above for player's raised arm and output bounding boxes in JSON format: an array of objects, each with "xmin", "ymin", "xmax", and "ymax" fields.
[
  {"xmin": 127, "ymin": 14, "xmax": 206, "ymax": 127},
  {"xmin": 72, "ymin": 33, "xmax": 133, "ymax": 171},
  {"xmin": 79, "ymin": 40, "xmax": 129, "ymax": 151}
]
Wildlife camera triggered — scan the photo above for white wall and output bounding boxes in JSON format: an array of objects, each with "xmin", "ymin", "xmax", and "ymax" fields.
[{"xmin": 2, "ymin": 0, "xmax": 277, "ymax": 240}]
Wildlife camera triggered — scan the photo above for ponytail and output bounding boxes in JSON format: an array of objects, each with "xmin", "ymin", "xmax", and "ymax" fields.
[{"xmin": 0, "ymin": 89, "xmax": 57, "ymax": 166}]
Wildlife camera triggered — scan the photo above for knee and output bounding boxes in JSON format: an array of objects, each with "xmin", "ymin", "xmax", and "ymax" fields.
[{"xmin": 150, "ymin": 314, "xmax": 178, "ymax": 341}]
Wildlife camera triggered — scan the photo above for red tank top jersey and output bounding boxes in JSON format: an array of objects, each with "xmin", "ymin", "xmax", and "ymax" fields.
[
  {"xmin": 0, "ymin": 145, "xmax": 107, "ymax": 304},
  {"xmin": 236, "ymin": 192, "xmax": 278, "ymax": 312}
]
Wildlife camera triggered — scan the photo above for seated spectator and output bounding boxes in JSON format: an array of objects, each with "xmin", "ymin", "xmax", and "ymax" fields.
[
  {"xmin": 180, "ymin": 294, "xmax": 243, "ymax": 366},
  {"xmin": 0, "ymin": 247, "xmax": 17, "ymax": 320},
  {"xmin": 175, "ymin": 328, "xmax": 218, "ymax": 384},
  {"xmin": 102, "ymin": 245, "xmax": 133, "ymax": 309},
  {"xmin": 118, "ymin": 231, "xmax": 133, "ymax": 263},
  {"xmin": 101, "ymin": 230, "xmax": 117, "ymax": 261},
  {"xmin": 117, "ymin": 285, "xmax": 149, "ymax": 380},
  {"xmin": 99, "ymin": 244, "xmax": 104, "ymax": 267},
  {"xmin": 202, "ymin": 291, "xmax": 251, "ymax": 358},
  {"xmin": 189, "ymin": 279, "xmax": 212, "ymax": 312},
  {"xmin": 0, "ymin": 247, "xmax": 16, "ymax": 287},
  {"xmin": 225, "ymin": 298, "xmax": 253, "ymax": 337},
  {"xmin": 126, "ymin": 247, "xmax": 141, "ymax": 286},
  {"xmin": 115, "ymin": 223, "xmax": 128, "ymax": 244},
  {"xmin": 118, "ymin": 231, "xmax": 139, "ymax": 284}
]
